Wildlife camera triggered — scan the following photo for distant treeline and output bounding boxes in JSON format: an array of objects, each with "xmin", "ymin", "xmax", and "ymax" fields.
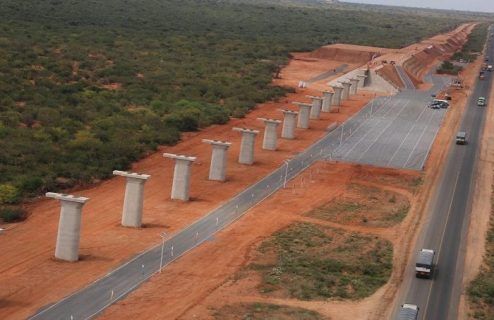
[{"xmin": 0, "ymin": 0, "xmax": 464, "ymax": 218}]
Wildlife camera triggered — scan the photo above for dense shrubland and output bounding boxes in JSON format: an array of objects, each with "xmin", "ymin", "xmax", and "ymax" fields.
[{"xmin": 0, "ymin": 0, "xmax": 464, "ymax": 218}]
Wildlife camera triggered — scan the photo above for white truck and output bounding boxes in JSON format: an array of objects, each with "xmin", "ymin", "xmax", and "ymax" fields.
[
  {"xmin": 415, "ymin": 249, "xmax": 435, "ymax": 278},
  {"xmin": 396, "ymin": 304, "xmax": 419, "ymax": 320}
]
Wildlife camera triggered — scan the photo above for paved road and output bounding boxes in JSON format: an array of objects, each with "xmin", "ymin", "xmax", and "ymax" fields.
[
  {"xmin": 329, "ymin": 75, "xmax": 450, "ymax": 170},
  {"xmin": 307, "ymin": 63, "xmax": 348, "ymax": 83},
  {"xmin": 393, "ymin": 26, "xmax": 493, "ymax": 320},
  {"xmin": 396, "ymin": 65, "xmax": 416, "ymax": 90}
]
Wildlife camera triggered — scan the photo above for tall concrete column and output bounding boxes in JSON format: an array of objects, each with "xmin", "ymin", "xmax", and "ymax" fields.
[
  {"xmin": 350, "ymin": 78, "xmax": 359, "ymax": 95},
  {"xmin": 357, "ymin": 74, "xmax": 367, "ymax": 88},
  {"xmin": 341, "ymin": 81, "xmax": 352, "ymax": 100},
  {"xmin": 307, "ymin": 96, "xmax": 323, "ymax": 119},
  {"xmin": 113, "ymin": 171, "xmax": 150, "ymax": 228},
  {"xmin": 280, "ymin": 109, "xmax": 298, "ymax": 139},
  {"xmin": 322, "ymin": 91, "xmax": 334, "ymax": 112},
  {"xmin": 233, "ymin": 127, "xmax": 259, "ymax": 165},
  {"xmin": 163, "ymin": 153, "xmax": 196, "ymax": 201},
  {"xmin": 46, "ymin": 192, "xmax": 89, "ymax": 262},
  {"xmin": 202, "ymin": 139, "xmax": 231, "ymax": 181},
  {"xmin": 331, "ymin": 86, "xmax": 344, "ymax": 106},
  {"xmin": 293, "ymin": 102, "xmax": 312, "ymax": 129},
  {"xmin": 258, "ymin": 118, "xmax": 282, "ymax": 151}
]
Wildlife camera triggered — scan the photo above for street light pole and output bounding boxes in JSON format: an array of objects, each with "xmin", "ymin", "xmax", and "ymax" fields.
[
  {"xmin": 159, "ymin": 232, "xmax": 167, "ymax": 273},
  {"xmin": 283, "ymin": 160, "xmax": 290, "ymax": 188}
]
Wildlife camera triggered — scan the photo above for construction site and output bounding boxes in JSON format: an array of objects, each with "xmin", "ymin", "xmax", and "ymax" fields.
[{"xmin": 0, "ymin": 22, "xmax": 488, "ymax": 320}]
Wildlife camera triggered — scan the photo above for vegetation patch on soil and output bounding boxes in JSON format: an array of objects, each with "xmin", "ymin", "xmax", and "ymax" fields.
[
  {"xmin": 247, "ymin": 222, "xmax": 392, "ymax": 300},
  {"xmin": 213, "ymin": 302, "xmax": 326, "ymax": 320},
  {"xmin": 307, "ymin": 183, "xmax": 410, "ymax": 227},
  {"xmin": 352, "ymin": 166, "xmax": 423, "ymax": 192},
  {"xmin": 467, "ymin": 187, "xmax": 494, "ymax": 319}
]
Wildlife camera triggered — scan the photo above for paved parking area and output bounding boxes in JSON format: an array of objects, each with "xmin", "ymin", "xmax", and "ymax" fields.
[{"xmin": 327, "ymin": 75, "xmax": 451, "ymax": 170}]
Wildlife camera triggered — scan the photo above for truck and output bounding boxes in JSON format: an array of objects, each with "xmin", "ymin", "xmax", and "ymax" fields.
[
  {"xmin": 415, "ymin": 248, "xmax": 435, "ymax": 278},
  {"xmin": 396, "ymin": 304, "xmax": 419, "ymax": 320},
  {"xmin": 489, "ymin": 65, "xmax": 493, "ymax": 72},
  {"xmin": 480, "ymin": 71, "xmax": 485, "ymax": 80},
  {"xmin": 456, "ymin": 131, "xmax": 467, "ymax": 145}
]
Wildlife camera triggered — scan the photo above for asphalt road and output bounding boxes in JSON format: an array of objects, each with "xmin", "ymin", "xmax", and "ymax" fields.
[
  {"xmin": 396, "ymin": 65, "xmax": 417, "ymax": 90},
  {"xmin": 394, "ymin": 27, "xmax": 493, "ymax": 320}
]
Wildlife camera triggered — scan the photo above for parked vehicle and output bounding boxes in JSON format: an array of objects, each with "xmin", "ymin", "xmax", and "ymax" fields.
[
  {"xmin": 456, "ymin": 131, "xmax": 467, "ymax": 145},
  {"xmin": 489, "ymin": 65, "xmax": 493, "ymax": 72},
  {"xmin": 397, "ymin": 304, "xmax": 419, "ymax": 320},
  {"xmin": 480, "ymin": 71, "xmax": 485, "ymax": 80},
  {"xmin": 416, "ymin": 249, "xmax": 435, "ymax": 277},
  {"xmin": 478, "ymin": 97, "xmax": 486, "ymax": 106},
  {"xmin": 428, "ymin": 99, "xmax": 449, "ymax": 109}
]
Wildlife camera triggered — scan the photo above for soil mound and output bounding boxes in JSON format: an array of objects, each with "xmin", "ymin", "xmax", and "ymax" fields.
[{"xmin": 310, "ymin": 44, "xmax": 384, "ymax": 64}]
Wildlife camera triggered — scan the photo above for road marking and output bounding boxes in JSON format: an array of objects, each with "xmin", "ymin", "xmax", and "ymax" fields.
[
  {"xmin": 387, "ymin": 103, "xmax": 429, "ymax": 167},
  {"xmin": 332, "ymin": 97, "xmax": 395, "ymax": 158},
  {"xmin": 356, "ymin": 100, "xmax": 411, "ymax": 162},
  {"xmin": 403, "ymin": 108, "xmax": 439, "ymax": 168},
  {"xmin": 422, "ymin": 170, "xmax": 461, "ymax": 320}
]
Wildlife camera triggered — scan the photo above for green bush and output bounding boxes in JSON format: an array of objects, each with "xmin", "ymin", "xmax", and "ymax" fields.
[
  {"xmin": 0, "ymin": 0, "xmax": 465, "ymax": 201},
  {"xmin": 0, "ymin": 184, "xmax": 20, "ymax": 204},
  {"xmin": 0, "ymin": 207, "xmax": 26, "ymax": 222}
]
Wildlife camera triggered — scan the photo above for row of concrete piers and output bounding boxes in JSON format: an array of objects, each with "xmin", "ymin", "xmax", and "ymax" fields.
[{"xmin": 46, "ymin": 70, "xmax": 367, "ymax": 262}]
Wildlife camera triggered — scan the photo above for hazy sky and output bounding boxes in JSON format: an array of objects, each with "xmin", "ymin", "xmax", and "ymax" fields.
[{"xmin": 343, "ymin": 0, "xmax": 494, "ymax": 13}]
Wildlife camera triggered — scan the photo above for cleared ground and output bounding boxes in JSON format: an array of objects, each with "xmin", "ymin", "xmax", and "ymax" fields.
[
  {"xmin": 328, "ymin": 75, "xmax": 452, "ymax": 170},
  {"xmin": 0, "ymin": 43, "xmax": 372, "ymax": 320}
]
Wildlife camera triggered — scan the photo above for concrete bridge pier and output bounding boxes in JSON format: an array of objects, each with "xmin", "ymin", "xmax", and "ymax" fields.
[
  {"xmin": 331, "ymin": 86, "xmax": 344, "ymax": 106},
  {"xmin": 341, "ymin": 81, "xmax": 352, "ymax": 100},
  {"xmin": 307, "ymin": 96, "xmax": 323, "ymax": 119},
  {"xmin": 163, "ymin": 153, "xmax": 196, "ymax": 201},
  {"xmin": 233, "ymin": 127, "xmax": 259, "ymax": 165},
  {"xmin": 293, "ymin": 102, "xmax": 312, "ymax": 129},
  {"xmin": 113, "ymin": 171, "xmax": 150, "ymax": 228},
  {"xmin": 322, "ymin": 91, "xmax": 334, "ymax": 112},
  {"xmin": 280, "ymin": 109, "xmax": 298, "ymax": 139},
  {"xmin": 258, "ymin": 118, "xmax": 282, "ymax": 151},
  {"xmin": 350, "ymin": 78, "xmax": 359, "ymax": 95},
  {"xmin": 46, "ymin": 192, "xmax": 90, "ymax": 262},
  {"xmin": 357, "ymin": 74, "xmax": 367, "ymax": 88},
  {"xmin": 202, "ymin": 139, "xmax": 232, "ymax": 181}
]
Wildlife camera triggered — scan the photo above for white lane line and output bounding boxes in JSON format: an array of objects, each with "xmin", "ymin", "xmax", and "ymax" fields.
[
  {"xmin": 403, "ymin": 107, "xmax": 440, "ymax": 168},
  {"xmin": 356, "ymin": 100, "xmax": 411, "ymax": 162},
  {"xmin": 387, "ymin": 104, "xmax": 430, "ymax": 167},
  {"xmin": 333, "ymin": 97, "xmax": 397, "ymax": 158},
  {"xmin": 422, "ymin": 170, "xmax": 461, "ymax": 320},
  {"xmin": 417, "ymin": 110, "xmax": 447, "ymax": 169}
]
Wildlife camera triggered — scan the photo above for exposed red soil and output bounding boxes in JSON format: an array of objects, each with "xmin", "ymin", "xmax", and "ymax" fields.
[
  {"xmin": 99, "ymin": 163, "xmax": 419, "ymax": 320},
  {"xmin": 309, "ymin": 44, "xmax": 390, "ymax": 64},
  {"xmin": 0, "ymin": 45, "xmax": 373, "ymax": 320}
]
